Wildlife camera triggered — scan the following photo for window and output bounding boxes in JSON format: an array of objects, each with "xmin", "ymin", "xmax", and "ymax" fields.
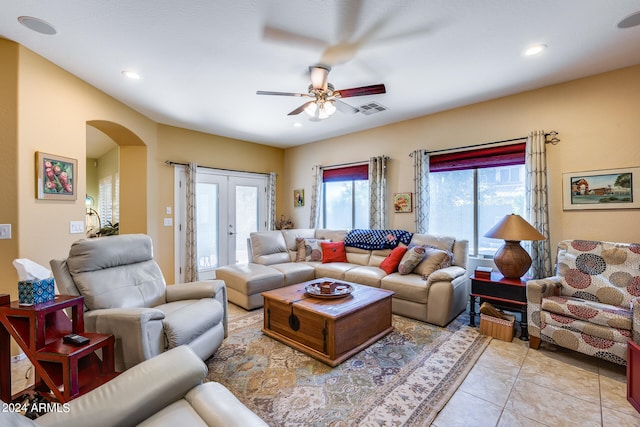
[
  {"xmin": 428, "ymin": 144, "xmax": 526, "ymax": 257},
  {"xmin": 98, "ymin": 174, "xmax": 120, "ymax": 226},
  {"xmin": 322, "ymin": 164, "xmax": 369, "ymax": 229}
]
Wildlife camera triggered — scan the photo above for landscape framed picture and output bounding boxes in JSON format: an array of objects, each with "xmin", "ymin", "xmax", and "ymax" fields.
[
  {"xmin": 562, "ymin": 167, "xmax": 639, "ymax": 210},
  {"xmin": 36, "ymin": 151, "xmax": 77, "ymax": 200}
]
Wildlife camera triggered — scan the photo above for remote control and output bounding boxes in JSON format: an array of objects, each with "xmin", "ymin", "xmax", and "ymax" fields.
[{"xmin": 63, "ymin": 333, "xmax": 90, "ymax": 346}]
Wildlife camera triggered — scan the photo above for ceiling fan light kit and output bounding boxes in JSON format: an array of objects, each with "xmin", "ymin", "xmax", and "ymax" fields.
[{"xmin": 257, "ymin": 64, "xmax": 386, "ymax": 121}]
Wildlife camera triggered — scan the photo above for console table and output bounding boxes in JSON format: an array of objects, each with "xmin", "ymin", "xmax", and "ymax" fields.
[
  {"xmin": 0, "ymin": 294, "xmax": 118, "ymax": 402},
  {"xmin": 469, "ymin": 272, "xmax": 529, "ymax": 340}
]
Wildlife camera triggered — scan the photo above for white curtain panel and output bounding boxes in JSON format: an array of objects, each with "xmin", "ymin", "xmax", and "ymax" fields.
[
  {"xmin": 185, "ymin": 162, "xmax": 199, "ymax": 282},
  {"xmin": 267, "ymin": 172, "xmax": 277, "ymax": 230},
  {"xmin": 412, "ymin": 149, "xmax": 430, "ymax": 234},
  {"xmin": 525, "ymin": 130, "xmax": 553, "ymax": 279},
  {"xmin": 309, "ymin": 165, "xmax": 323, "ymax": 228},
  {"xmin": 369, "ymin": 156, "xmax": 388, "ymax": 229}
]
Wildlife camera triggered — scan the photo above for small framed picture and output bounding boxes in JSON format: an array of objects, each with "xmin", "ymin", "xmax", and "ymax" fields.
[
  {"xmin": 36, "ymin": 152, "xmax": 77, "ymax": 200},
  {"xmin": 393, "ymin": 192, "xmax": 412, "ymax": 213},
  {"xmin": 294, "ymin": 189, "xmax": 304, "ymax": 207}
]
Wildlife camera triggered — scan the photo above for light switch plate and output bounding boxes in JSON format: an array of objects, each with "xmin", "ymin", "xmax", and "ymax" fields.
[
  {"xmin": 70, "ymin": 221, "xmax": 85, "ymax": 234},
  {"xmin": 0, "ymin": 224, "xmax": 11, "ymax": 239},
  {"xmin": 164, "ymin": 218, "xmax": 173, "ymax": 226}
]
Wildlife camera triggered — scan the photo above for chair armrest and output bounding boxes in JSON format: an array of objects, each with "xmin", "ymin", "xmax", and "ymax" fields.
[
  {"xmin": 166, "ymin": 280, "xmax": 228, "ymax": 337},
  {"xmin": 85, "ymin": 307, "xmax": 165, "ymax": 370},
  {"xmin": 36, "ymin": 346, "xmax": 207, "ymax": 427},
  {"xmin": 526, "ymin": 276, "xmax": 562, "ymax": 304},
  {"xmin": 632, "ymin": 297, "xmax": 640, "ymax": 344},
  {"xmin": 426, "ymin": 266, "xmax": 467, "ymax": 284}
]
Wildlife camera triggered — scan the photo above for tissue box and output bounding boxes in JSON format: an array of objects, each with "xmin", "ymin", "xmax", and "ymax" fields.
[{"xmin": 18, "ymin": 278, "xmax": 55, "ymax": 305}]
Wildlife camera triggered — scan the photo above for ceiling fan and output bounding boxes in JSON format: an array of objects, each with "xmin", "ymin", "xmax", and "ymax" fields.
[{"xmin": 256, "ymin": 65, "xmax": 386, "ymax": 120}]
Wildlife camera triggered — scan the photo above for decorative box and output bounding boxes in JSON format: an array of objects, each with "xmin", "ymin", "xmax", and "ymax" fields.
[
  {"xmin": 479, "ymin": 313, "xmax": 515, "ymax": 342},
  {"xmin": 18, "ymin": 278, "xmax": 55, "ymax": 305}
]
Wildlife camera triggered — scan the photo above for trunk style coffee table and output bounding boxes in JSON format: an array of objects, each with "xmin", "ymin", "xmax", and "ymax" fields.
[{"xmin": 262, "ymin": 278, "xmax": 394, "ymax": 367}]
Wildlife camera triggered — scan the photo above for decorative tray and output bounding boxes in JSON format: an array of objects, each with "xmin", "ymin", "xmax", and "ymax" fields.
[{"xmin": 305, "ymin": 282, "xmax": 353, "ymax": 299}]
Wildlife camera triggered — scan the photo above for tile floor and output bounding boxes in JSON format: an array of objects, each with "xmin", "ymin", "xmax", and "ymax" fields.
[{"xmin": 10, "ymin": 308, "xmax": 639, "ymax": 426}]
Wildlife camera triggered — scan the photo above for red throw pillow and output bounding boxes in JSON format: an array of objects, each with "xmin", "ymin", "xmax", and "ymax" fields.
[
  {"xmin": 379, "ymin": 246, "xmax": 408, "ymax": 274},
  {"xmin": 321, "ymin": 241, "xmax": 348, "ymax": 263}
]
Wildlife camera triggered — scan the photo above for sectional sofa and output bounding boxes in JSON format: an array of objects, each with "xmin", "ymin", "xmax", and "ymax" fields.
[{"xmin": 216, "ymin": 229, "xmax": 469, "ymax": 327}]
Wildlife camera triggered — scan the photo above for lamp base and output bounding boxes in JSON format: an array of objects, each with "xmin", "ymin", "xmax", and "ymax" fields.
[{"xmin": 493, "ymin": 240, "xmax": 531, "ymax": 279}]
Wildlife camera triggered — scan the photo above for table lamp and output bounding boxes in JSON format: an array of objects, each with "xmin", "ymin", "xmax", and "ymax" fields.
[{"xmin": 484, "ymin": 214, "xmax": 545, "ymax": 279}]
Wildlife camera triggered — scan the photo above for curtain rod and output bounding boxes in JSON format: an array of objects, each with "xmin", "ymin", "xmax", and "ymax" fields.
[
  {"xmin": 165, "ymin": 160, "xmax": 271, "ymax": 176},
  {"xmin": 320, "ymin": 155, "xmax": 390, "ymax": 170},
  {"xmin": 411, "ymin": 131, "xmax": 560, "ymax": 156}
]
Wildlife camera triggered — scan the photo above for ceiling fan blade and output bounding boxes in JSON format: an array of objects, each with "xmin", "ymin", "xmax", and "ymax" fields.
[
  {"xmin": 334, "ymin": 99, "xmax": 359, "ymax": 114},
  {"xmin": 288, "ymin": 101, "xmax": 314, "ymax": 116},
  {"xmin": 335, "ymin": 84, "xmax": 386, "ymax": 98},
  {"xmin": 309, "ymin": 65, "xmax": 330, "ymax": 90},
  {"xmin": 256, "ymin": 90, "xmax": 306, "ymax": 97}
]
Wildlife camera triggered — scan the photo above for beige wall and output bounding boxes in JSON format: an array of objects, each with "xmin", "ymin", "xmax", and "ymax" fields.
[{"xmin": 284, "ymin": 65, "xmax": 640, "ymax": 250}]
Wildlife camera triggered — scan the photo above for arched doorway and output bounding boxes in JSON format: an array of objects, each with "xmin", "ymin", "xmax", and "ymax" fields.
[{"xmin": 86, "ymin": 120, "xmax": 147, "ymax": 235}]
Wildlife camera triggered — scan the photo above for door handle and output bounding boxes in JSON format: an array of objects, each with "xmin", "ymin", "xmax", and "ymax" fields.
[{"xmin": 229, "ymin": 232, "xmax": 237, "ymax": 235}]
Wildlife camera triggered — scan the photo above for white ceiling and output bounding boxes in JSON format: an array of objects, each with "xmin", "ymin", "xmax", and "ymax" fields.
[{"xmin": 2, "ymin": 1, "xmax": 640, "ymax": 149}]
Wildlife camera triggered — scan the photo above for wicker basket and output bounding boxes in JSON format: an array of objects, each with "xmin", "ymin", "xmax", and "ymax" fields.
[{"xmin": 479, "ymin": 313, "xmax": 515, "ymax": 342}]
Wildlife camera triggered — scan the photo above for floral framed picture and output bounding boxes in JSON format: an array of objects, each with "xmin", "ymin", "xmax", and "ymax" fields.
[
  {"xmin": 393, "ymin": 192, "xmax": 412, "ymax": 213},
  {"xmin": 36, "ymin": 152, "xmax": 77, "ymax": 200},
  {"xmin": 294, "ymin": 189, "xmax": 304, "ymax": 207},
  {"xmin": 562, "ymin": 167, "xmax": 639, "ymax": 210}
]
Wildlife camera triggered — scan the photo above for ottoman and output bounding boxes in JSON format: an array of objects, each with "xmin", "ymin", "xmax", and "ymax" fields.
[{"xmin": 215, "ymin": 263, "xmax": 284, "ymax": 309}]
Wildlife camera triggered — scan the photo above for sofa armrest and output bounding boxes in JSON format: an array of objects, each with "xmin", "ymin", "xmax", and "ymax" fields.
[
  {"xmin": 36, "ymin": 346, "xmax": 207, "ymax": 427},
  {"xmin": 526, "ymin": 276, "xmax": 562, "ymax": 304},
  {"xmin": 166, "ymin": 280, "xmax": 228, "ymax": 337},
  {"xmin": 184, "ymin": 382, "xmax": 269, "ymax": 426},
  {"xmin": 426, "ymin": 266, "xmax": 466, "ymax": 284},
  {"xmin": 85, "ymin": 307, "xmax": 165, "ymax": 370},
  {"xmin": 632, "ymin": 297, "xmax": 640, "ymax": 344}
]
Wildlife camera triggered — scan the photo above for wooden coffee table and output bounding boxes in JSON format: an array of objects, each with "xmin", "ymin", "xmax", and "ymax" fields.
[{"xmin": 261, "ymin": 278, "xmax": 394, "ymax": 367}]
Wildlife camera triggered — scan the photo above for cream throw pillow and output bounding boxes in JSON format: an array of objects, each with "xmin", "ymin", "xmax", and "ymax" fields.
[{"xmin": 413, "ymin": 247, "xmax": 453, "ymax": 279}]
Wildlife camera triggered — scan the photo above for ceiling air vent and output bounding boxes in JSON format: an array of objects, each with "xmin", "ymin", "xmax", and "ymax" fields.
[{"xmin": 358, "ymin": 102, "xmax": 388, "ymax": 115}]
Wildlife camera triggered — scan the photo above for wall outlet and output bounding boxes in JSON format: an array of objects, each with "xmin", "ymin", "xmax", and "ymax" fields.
[
  {"xmin": 70, "ymin": 221, "xmax": 85, "ymax": 234},
  {"xmin": 0, "ymin": 224, "xmax": 11, "ymax": 239}
]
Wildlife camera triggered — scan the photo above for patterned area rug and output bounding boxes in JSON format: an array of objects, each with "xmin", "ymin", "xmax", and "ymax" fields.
[{"xmin": 206, "ymin": 310, "xmax": 491, "ymax": 426}]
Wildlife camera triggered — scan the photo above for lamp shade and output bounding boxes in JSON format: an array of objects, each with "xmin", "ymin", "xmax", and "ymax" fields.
[
  {"xmin": 484, "ymin": 214, "xmax": 545, "ymax": 242},
  {"xmin": 484, "ymin": 214, "xmax": 545, "ymax": 279}
]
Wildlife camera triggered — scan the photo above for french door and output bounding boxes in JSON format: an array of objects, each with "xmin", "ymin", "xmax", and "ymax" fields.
[{"xmin": 175, "ymin": 167, "xmax": 268, "ymax": 282}]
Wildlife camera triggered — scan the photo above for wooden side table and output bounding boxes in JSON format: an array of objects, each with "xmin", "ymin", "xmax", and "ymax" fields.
[
  {"xmin": 469, "ymin": 272, "xmax": 529, "ymax": 340},
  {"xmin": 0, "ymin": 295, "xmax": 118, "ymax": 403},
  {"xmin": 628, "ymin": 340, "xmax": 640, "ymax": 413}
]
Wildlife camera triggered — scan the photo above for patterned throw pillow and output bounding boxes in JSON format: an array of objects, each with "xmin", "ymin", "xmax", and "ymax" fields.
[
  {"xmin": 414, "ymin": 247, "xmax": 453, "ymax": 279},
  {"xmin": 296, "ymin": 238, "xmax": 328, "ymax": 262},
  {"xmin": 398, "ymin": 246, "xmax": 426, "ymax": 275},
  {"xmin": 379, "ymin": 245, "xmax": 408, "ymax": 274},
  {"xmin": 321, "ymin": 241, "xmax": 348, "ymax": 263}
]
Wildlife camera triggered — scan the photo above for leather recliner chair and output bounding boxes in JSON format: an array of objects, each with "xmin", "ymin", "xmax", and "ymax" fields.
[
  {"xmin": 1, "ymin": 346, "xmax": 268, "ymax": 427},
  {"xmin": 50, "ymin": 234, "xmax": 228, "ymax": 371}
]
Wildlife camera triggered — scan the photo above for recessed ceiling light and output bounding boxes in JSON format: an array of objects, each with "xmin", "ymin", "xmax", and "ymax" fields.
[
  {"xmin": 121, "ymin": 70, "xmax": 141, "ymax": 80},
  {"xmin": 293, "ymin": 122, "xmax": 302, "ymax": 128},
  {"xmin": 18, "ymin": 16, "xmax": 57, "ymax": 35},
  {"xmin": 524, "ymin": 44, "xmax": 547, "ymax": 56},
  {"xmin": 618, "ymin": 11, "xmax": 640, "ymax": 28}
]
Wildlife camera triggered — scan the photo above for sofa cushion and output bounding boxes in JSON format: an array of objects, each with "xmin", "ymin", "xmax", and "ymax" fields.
[
  {"xmin": 315, "ymin": 229, "xmax": 348, "ymax": 242},
  {"xmin": 413, "ymin": 247, "xmax": 453, "ymax": 279},
  {"xmin": 345, "ymin": 266, "xmax": 386, "ymax": 288},
  {"xmin": 283, "ymin": 229, "xmax": 315, "ymax": 261},
  {"xmin": 409, "ymin": 234, "xmax": 456, "ymax": 252},
  {"xmin": 541, "ymin": 295, "xmax": 632, "ymax": 330},
  {"xmin": 346, "ymin": 246, "xmax": 371, "ymax": 266},
  {"xmin": 314, "ymin": 263, "xmax": 358, "ymax": 280},
  {"xmin": 398, "ymin": 246, "xmax": 425, "ymax": 275},
  {"xmin": 540, "ymin": 311, "xmax": 632, "ymax": 344},
  {"xmin": 381, "ymin": 273, "xmax": 429, "ymax": 304},
  {"xmin": 250, "ymin": 231, "xmax": 290, "ymax": 265},
  {"xmin": 379, "ymin": 246, "xmax": 408, "ymax": 274},
  {"xmin": 270, "ymin": 262, "xmax": 316, "ymax": 285},
  {"xmin": 322, "ymin": 241, "xmax": 348, "ymax": 263}
]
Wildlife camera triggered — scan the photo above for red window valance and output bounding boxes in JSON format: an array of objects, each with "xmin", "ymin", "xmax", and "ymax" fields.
[
  {"xmin": 429, "ymin": 143, "xmax": 526, "ymax": 172},
  {"xmin": 323, "ymin": 164, "xmax": 368, "ymax": 182}
]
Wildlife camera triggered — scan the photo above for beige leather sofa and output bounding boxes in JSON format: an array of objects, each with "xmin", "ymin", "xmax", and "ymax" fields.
[
  {"xmin": 50, "ymin": 234, "xmax": 228, "ymax": 371},
  {"xmin": 216, "ymin": 229, "xmax": 469, "ymax": 326},
  {"xmin": 0, "ymin": 346, "xmax": 268, "ymax": 427}
]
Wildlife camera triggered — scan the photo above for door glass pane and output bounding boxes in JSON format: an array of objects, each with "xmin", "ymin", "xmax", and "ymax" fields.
[
  {"xmin": 196, "ymin": 182, "xmax": 219, "ymax": 270},
  {"xmin": 477, "ymin": 165, "xmax": 526, "ymax": 256},
  {"xmin": 235, "ymin": 185, "xmax": 258, "ymax": 264},
  {"xmin": 429, "ymin": 170, "xmax": 475, "ymax": 252}
]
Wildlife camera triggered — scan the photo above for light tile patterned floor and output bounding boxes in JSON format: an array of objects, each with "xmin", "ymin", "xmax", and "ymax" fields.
[{"xmin": 10, "ymin": 304, "xmax": 638, "ymax": 426}]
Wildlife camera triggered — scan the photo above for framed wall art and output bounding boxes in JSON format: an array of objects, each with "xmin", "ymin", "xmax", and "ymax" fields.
[
  {"xmin": 294, "ymin": 189, "xmax": 304, "ymax": 207},
  {"xmin": 562, "ymin": 167, "xmax": 639, "ymax": 210},
  {"xmin": 393, "ymin": 192, "xmax": 412, "ymax": 213},
  {"xmin": 36, "ymin": 151, "xmax": 77, "ymax": 200}
]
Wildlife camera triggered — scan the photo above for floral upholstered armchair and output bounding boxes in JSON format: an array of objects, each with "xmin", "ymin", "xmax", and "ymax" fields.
[{"xmin": 527, "ymin": 239, "xmax": 640, "ymax": 365}]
